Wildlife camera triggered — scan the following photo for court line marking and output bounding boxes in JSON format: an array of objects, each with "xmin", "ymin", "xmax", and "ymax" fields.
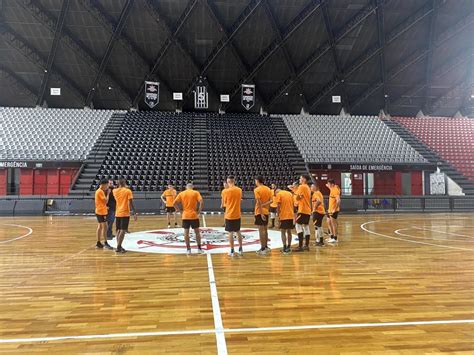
[
  {"xmin": 202, "ymin": 213, "xmax": 228, "ymax": 355},
  {"xmin": 395, "ymin": 228, "xmax": 474, "ymax": 243},
  {"xmin": 413, "ymin": 227, "xmax": 474, "ymax": 239},
  {"xmin": 361, "ymin": 221, "xmax": 474, "ymax": 251},
  {"xmin": 0, "ymin": 319, "xmax": 473, "ymax": 344},
  {"xmin": 0, "ymin": 224, "xmax": 33, "ymax": 244}
]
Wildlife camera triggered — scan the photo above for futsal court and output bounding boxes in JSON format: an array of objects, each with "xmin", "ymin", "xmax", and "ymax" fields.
[{"xmin": 0, "ymin": 213, "xmax": 473, "ymax": 354}]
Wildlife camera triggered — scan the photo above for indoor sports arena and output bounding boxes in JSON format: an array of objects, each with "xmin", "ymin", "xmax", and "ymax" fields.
[{"xmin": 0, "ymin": 0, "xmax": 473, "ymax": 353}]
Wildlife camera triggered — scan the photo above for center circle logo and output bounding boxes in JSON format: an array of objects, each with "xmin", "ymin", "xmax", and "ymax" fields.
[{"xmin": 109, "ymin": 227, "xmax": 294, "ymax": 254}]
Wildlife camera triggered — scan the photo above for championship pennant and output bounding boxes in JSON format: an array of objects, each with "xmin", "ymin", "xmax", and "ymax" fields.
[
  {"xmin": 241, "ymin": 84, "xmax": 255, "ymax": 110},
  {"xmin": 194, "ymin": 77, "xmax": 208, "ymax": 109},
  {"xmin": 144, "ymin": 81, "xmax": 159, "ymax": 108}
]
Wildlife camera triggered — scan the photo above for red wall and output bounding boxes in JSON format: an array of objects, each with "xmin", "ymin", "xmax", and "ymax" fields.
[
  {"xmin": 373, "ymin": 172, "xmax": 395, "ymax": 195},
  {"xmin": 19, "ymin": 168, "xmax": 78, "ymax": 196},
  {"xmin": 411, "ymin": 171, "xmax": 423, "ymax": 195},
  {"xmin": 0, "ymin": 169, "xmax": 6, "ymax": 196}
]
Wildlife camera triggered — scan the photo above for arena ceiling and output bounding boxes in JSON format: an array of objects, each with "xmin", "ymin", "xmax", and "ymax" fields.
[{"xmin": 0, "ymin": 0, "xmax": 473, "ymax": 116}]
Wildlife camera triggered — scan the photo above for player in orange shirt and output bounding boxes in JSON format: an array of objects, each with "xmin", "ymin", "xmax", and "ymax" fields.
[
  {"xmin": 326, "ymin": 179, "xmax": 341, "ymax": 244},
  {"xmin": 311, "ymin": 183, "xmax": 326, "ymax": 247},
  {"xmin": 254, "ymin": 176, "xmax": 273, "ymax": 255},
  {"xmin": 269, "ymin": 183, "xmax": 278, "ymax": 228},
  {"xmin": 113, "ymin": 179, "xmax": 138, "ymax": 254},
  {"xmin": 95, "ymin": 179, "xmax": 113, "ymax": 250},
  {"xmin": 174, "ymin": 183, "xmax": 204, "ymax": 255},
  {"xmin": 161, "ymin": 183, "xmax": 178, "ymax": 228},
  {"xmin": 221, "ymin": 181, "xmax": 228, "ymax": 227},
  {"xmin": 274, "ymin": 187, "xmax": 295, "ymax": 254},
  {"xmin": 293, "ymin": 175, "xmax": 312, "ymax": 252},
  {"xmin": 223, "ymin": 176, "xmax": 243, "ymax": 257}
]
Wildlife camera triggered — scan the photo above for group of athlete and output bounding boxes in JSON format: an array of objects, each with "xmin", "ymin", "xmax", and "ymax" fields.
[{"xmin": 94, "ymin": 174, "xmax": 341, "ymax": 256}]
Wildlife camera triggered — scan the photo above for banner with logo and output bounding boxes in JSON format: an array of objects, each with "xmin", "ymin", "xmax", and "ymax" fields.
[
  {"xmin": 194, "ymin": 77, "xmax": 208, "ymax": 109},
  {"xmin": 144, "ymin": 81, "xmax": 159, "ymax": 108},
  {"xmin": 241, "ymin": 84, "xmax": 255, "ymax": 110}
]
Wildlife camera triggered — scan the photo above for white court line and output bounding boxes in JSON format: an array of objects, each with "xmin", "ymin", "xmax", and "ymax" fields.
[
  {"xmin": 395, "ymin": 228, "xmax": 474, "ymax": 243},
  {"xmin": 0, "ymin": 224, "xmax": 33, "ymax": 244},
  {"xmin": 0, "ymin": 319, "xmax": 473, "ymax": 344},
  {"xmin": 202, "ymin": 213, "xmax": 228, "ymax": 355},
  {"xmin": 361, "ymin": 221, "xmax": 474, "ymax": 251},
  {"xmin": 414, "ymin": 227, "xmax": 474, "ymax": 239}
]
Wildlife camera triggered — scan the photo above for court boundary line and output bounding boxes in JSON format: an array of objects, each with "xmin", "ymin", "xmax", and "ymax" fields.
[
  {"xmin": 414, "ymin": 226, "xmax": 474, "ymax": 239},
  {"xmin": 0, "ymin": 319, "xmax": 473, "ymax": 344},
  {"xmin": 395, "ymin": 228, "xmax": 474, "ymax": 243},
  {"xmin": 0, "ymin": 224, "xmax": 33, "ymax": 244},
  {"xmin": 202, "ymin": 214, "xmax": 228, "ymax": 355},
  {"xmin": 360, "ymin": 221, "xmax": 474, "ymax": 251}
]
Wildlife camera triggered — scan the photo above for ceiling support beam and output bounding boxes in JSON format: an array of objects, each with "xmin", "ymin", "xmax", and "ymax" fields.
[
  {"xmin": 1, "ymin": 25, "xmax": 86, "ymax": 104},
  {"xmin": 85, "ymin": 0, "xmax": 135, "ymax": 106},
  {"xmin": 222, "ymin": 0, "xmax": 323, "ymax": 109},
  {"xmin": 375, "ymin": 0, "xmax": 388, "ymax": 113},
  {"xmin": 262, "ymin": 0, "xmax": 308, "ymax": 109},
  {"xmin": 36, "ymin": 0, "xmax": 70, "ymax": 106},
  {"xmin": 132, "ymin": 0, "xmax": 198, "ymax": 107},
  {"xmin": 17, "ymin": 0, "xmax": 132, "ymax": 104},
  {"xmin": 268, "ymin": 0, "xmax": 380, "ymax": 110},
  {"xmin": 422, "ymin": 0, "xmax": 438, "ymax": 112}
]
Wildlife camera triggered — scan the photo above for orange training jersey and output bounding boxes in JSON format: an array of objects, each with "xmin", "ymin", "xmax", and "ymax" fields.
[
  {"xmin": 175, "ymin": 189, "xmax": 202, "ymax": 220},
  {"xmin": 270, "ymin": 189, "xmax": 278, "ymax": 208},
  {"xmin": 312, "ymin": 191, "xmax": 325, "ymax": 214},
  {"xmin": 221, "ymin": 188, "xmax": 227, "ymax": 207},
  {"xmin": 296, "ymin": 184, "xmax": 311, "ymax": 215},
  {"xmin": 328, "ymin": 186, "xmax": 341, "ymax": 213},
  {"xmin": 254, "ymin": 185, "xmax": 272, "ymax": 215},
  {"xmin": 224, "ymin": 186, "xmax": 242, "ymax": 220},
  {"xmin": 113, "ymin": 187, "xmax": 133, "ymax": 217},
  {"xmin": 95, "ymin": 189, "xmax": 108, "ymax": 215},
  {"xmin": 161, "ymin": 188, "xmax": 177, "ymax": 207},
  {"xmin": 275, "ymin": 190, "xmax": 294, "ymax": 221}
]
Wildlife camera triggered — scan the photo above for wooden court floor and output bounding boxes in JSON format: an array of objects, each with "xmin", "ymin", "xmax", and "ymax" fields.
[{"xmin": 0, "ymin": 213, "xmax": 473, "ymax": 354}]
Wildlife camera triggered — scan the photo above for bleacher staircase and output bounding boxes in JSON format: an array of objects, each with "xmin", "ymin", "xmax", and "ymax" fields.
[
  {"xmin": 69, "ymin": 113, "xmax": 126, "ymax": 196},
  {"xmin": 384, "ymin": 119, "xmax": 474, "ymax": 195},
  {"xmin": 192, "ymin": 114, "xmax": 209, "ymax": 192}
]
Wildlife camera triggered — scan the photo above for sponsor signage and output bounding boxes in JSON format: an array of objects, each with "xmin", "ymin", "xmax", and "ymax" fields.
[
  {"xmin": 332, "ymin": 95, "xmax": 341, "ymax": 103},
  {"xmin": 50, "ymin": 88, "xmax": 61, "ymax": 96},
  {"xmin": 194, "ymin": 77, "xmax": 208, "ymax": 109},
  {"xmin": 144, "ymin": 81, "xmax": 159, "ymax": 108},
  {"xmin": 173, "ymin": 92, "xmax": 183, "ymax": 100},
  {"xmin": 241, "ymin": 84, "xmax": 255, "ymax": 110},
  {"xmin": 220, "ymin": 94, "xmax": 230, "ymax": 102}
]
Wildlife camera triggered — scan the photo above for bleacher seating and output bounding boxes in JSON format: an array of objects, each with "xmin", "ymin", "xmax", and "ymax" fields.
[
  {"xmin": 206, "ymin": 114, "xmax": 300, "ymax": 191},
  {"xmin": 92, "ymin": 112, "xmax": 195, "ymax": 192},
  {"xmin": 393, "ymin": 116, "xmax": 474, "ymax": 181},
  {"xmin": 282, "ymin": 114, "xmax": 427, "ymax": 164},
  {"xmin": 0, "ymin": 107, "xmax": 114, "ymax": 161}
]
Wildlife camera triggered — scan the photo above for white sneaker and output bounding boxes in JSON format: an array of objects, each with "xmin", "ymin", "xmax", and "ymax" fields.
[
  {"xmin": 197, "ymin": 249, "xmax": 205, "ymax": 254},
  {"xmin": 228, "ymin": 252, "xmax": 234, "ymax": 257},
  {"xmin": 238, "ymin": 249, "xmax": 243, "ymax": 256},
  {"xmin": 256, "ymin": 249, "xmax": 265, "ymax": 255},
  {"xmin": 327, "ymin": 238, "xmax": 338, "ymax": 244},
  {"xmin": 186, "ymin": 249, "xmax": 192, "ymax": 255}
]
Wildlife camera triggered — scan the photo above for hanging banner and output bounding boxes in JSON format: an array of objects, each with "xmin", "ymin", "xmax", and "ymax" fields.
[
  {"xmin": 241, "ymin": 84, "xmax": 255, "ymax": 110},
  {"xmin": 144, "ymin": 81, "xmax": 159, "ymax": 108},
  {"xmin": 194, "ymin": 77, "xmax": 208, "ymax": 109}
]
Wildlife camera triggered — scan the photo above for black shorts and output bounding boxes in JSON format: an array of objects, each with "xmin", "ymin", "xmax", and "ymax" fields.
[
  {"xmin": 182, "ymin": 219, "xmax": 200, "ymax": 229},
  {"xmin": 96, "ymin": 214, "xmax": 107, "ymax": 223},
  {"xmin": 225, "ymin": 219, "xmax": 241, "ymax": 232},
  {"xmin": 269, "ymin": 207, "xmax": 277, "ymax": 213},
  {"xmin": 166, "ymin": 206, "xmax": 175, "ymax": 213},
  {"xmin": 296, "ymin": 213, "xmax": 310, "ymax": 225},
  {"xmin": 116, "ymin": 217, "xmax": 130, "ymax": 230},
  {"xmin": 329, "ymin": 211, "xmax": 339, "ymax": 219},
  {"xmin": 279, "ymin": 219, "xmax": 294, "ymax": 230},
  {"xmin": 312, "ymin": 212, "xmax": 325, "ymax": 227},
  {"xmin": 254, "ymin": 214, "xmax": 269, "ymax": 226}
]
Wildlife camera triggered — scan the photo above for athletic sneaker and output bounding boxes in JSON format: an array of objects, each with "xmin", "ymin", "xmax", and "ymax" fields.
[
  {"xmin": 285, "ymin": 247, "xmax": 292, "ymax": 254},
  {"xmin": 197, "ymin": 248, "xmax": 205, "ymax": 255},
  {"xmin": 115, "ymin": 247, "xmax": 127, "ymax": 253},
  {"xmin": 186, "ymin": 249, "xmax": 192, "ymax": 255},
  {"xmin": 104, "ymin": 243, "xmax": 113, "ymax": 250},
  {"xmin": 256, "ymin": 249, "xmax": 266, "ymax": 255},
  {"xmin": 96, "ymin": 241, "xmax": 104, "ymax": 249},
  {"xmin": 174, "ymin": 223, "xmax": 178, "ymax": 227},
  {"xmin": 303, "ymin": 246, "xmax": 310, "ymax": 251},
  {"xmin": 293, "ymin": 247, "xmax": 304, "ymax": 252},
  {"xmin": 238, "ymin": 248, "xmax": 243, "ymax": 256},
  {"xmin": 167, "ymin": 224, "xmax": 171, "ymax": 228},
  {"xmin": 327, "ymin": 238, "xmax": 338, "ymax": 244},
  {"xmin": 315, "ymin": 241, "xmax": 325, "ymax": 247},
  {"xmin": 228, "ymin": 251, "xmax": 235, "ymax": 257}
]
